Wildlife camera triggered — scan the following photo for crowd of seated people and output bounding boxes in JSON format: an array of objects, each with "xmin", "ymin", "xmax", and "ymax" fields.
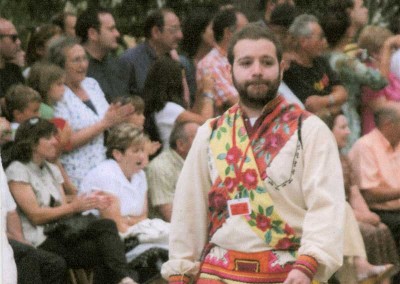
[{"xmin": 2, "ymin": 1, "xmax": 400, "ymax": 283}]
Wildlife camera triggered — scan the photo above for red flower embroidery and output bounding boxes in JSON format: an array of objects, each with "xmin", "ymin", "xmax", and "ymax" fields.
[
  {"xmin": 209, "ymin": 190, "xmax": 228, "ymax": 211},
  {"xmin": 265, "ymin": 133, "xmax": 284, "ymax": 149},
  {"xmin": 275, "ymin": 237, "xmax": 294, "ymax": 250},
  {"xmin": 281, "ymin": 111, "xmax": 297, "ymax": 123},
  {"xmin": 224, "ymin": 177, "xmax": 239, "ymax": 193},
  {"xmin": 217, "ymin": 117, "xmax": 225, "ymax": 127},
  {"xmin": 256, "ymin": 213, "xmax": 271, "ymax": 231},
  {"xmin": 242, "ymin": 169, "xmax": 258, "ymax": 189},
  {"xmin": 226, "ymin": 146, "xmax": 242, "ymax": 164},
  {"xmin": 284, "ymin": 223, "xmax": 295, "ymax": 235}
]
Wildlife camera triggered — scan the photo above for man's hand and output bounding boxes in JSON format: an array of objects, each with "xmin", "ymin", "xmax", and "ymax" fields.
[{"xmin": 283, "ymin": 269, "xmax": 311, "ymax": 284}]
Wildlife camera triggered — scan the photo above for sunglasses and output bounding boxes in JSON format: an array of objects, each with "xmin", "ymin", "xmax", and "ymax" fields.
[{"xmin": 0, "ymin": 34, "xmax": 19, "ymax": 42}]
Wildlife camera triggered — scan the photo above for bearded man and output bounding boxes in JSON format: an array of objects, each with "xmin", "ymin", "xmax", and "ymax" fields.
[{"xmin": 161, "ymin": 24, "xmax": 345, "ymax": 284}]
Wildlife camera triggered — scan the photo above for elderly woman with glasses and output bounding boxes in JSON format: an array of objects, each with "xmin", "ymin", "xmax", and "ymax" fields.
[
  {"xmin": 5, "ymin": 117, "xmax": 138, "ymax": 284},
  {"xmin": 46, "ymin": 36, "xmax": 134, "ymax": 188}
]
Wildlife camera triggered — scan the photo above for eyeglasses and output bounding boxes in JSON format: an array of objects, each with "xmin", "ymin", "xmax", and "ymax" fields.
[{"xmin": 0, "ymin": 34, "xmax": 19, "ymax": 42}]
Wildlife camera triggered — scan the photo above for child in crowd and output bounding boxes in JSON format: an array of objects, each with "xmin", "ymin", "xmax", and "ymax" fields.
[
  {"xmin": 113, "ymin": 96, "xmax": 161, "ymax": 158},
  {"xmin": 27, "ymin": 62, "xmax": 65, "ymax": 120},
  {"xmin": 26, "ymin": 63, "xmax": 78, "ymax": 196},
  {"xmin": 4, "ymin": 84, "xmax": 41, "ymax": 134},
  {"xmin": 27, "ymin": 62, "xmax": 73, "ymax": 152}
]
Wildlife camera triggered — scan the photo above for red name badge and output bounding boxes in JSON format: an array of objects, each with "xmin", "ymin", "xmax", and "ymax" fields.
[{"xmin": 227, "ymin": 198, "xmax": 251, "ymax": 217}]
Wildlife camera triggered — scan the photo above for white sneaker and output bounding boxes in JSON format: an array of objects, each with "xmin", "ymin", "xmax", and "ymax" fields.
[{"xmin": 118, "ymin": 277, "xmax": 138, "ymax": 284}]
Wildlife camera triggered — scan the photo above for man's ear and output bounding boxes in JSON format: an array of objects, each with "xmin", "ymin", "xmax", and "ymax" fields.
[
  {"xmin": 88, "ymin": 27, "xmax": 99, "ymax": 41},
  {"xmin": 298, "ymin": 37, "xmax": 308, "ymax": 49},
  {"xmin": 151, "ymin": 25, "xmax": 162, "ymax": 40}
]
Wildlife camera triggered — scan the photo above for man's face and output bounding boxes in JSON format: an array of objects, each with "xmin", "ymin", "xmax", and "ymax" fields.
[
  {"xmin": 14, "ymin": 101, "xmax": 40, "ymax": 123},
  {"xmin": 64, "ymin": 15, "xmax": 77, "ymax": 37},
  {"xmin": 302, "ymin": 22, "xmax": 327, "ymax": 59},
  {"xmin": 350, "ymin": 0, "xmax": 368, "ymax": 29},
  {"xmin": 232, "ymin": 38, "xmax": 283, "ymax": 108},
  {"xmin": 97, "ymin": 13, "xmax": 120, "ymax": 51},
  {"xmin": 178, "ymin": 122, "xmax": 199, "ymax": 159},
  {"xmin": 0, "ymin": 20, "xmax": 21, "ymax": 61},
  {"xmin": 158, "ymin": 12, "xmax": 183, "ymax": 52}
]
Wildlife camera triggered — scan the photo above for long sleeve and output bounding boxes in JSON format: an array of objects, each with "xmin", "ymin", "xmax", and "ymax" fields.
[
  {"xmin": 294, "ymin": 116, "xmax": 345, "ymax": 280},
  {"xmin": 161, "ymin": 124, "xmax": 212, "ymax": 281}
]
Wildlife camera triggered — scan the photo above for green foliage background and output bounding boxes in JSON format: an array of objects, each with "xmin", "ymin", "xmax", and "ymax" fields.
[{"xmin": 0, "ymin": 0, "xmax": 399, "ymax": 49}]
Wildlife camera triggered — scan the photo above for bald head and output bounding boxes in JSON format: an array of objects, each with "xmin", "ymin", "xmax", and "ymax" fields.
[{"xmin": 374, "ymin": 107, "xmax": 400, "ymax": 147}]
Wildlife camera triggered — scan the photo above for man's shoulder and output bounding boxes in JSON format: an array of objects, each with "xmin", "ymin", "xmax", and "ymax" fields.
[
  {"xmin": 148, "ymin": 149, "xmax": 182, "ymax": 170},
  {"xmin": 197, "ymin": 48, "xmax": 223, "ymax": 67},
  {"xmin": 120, "ymin": 42, "xmax": 148, "ymax": 61},
  {"xmin": 351, "ymin": 130, "xmax": 380, "ymax": 150}
]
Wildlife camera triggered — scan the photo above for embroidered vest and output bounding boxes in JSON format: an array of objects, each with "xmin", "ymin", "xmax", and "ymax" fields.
[{"xmin": 208, "ymin": 98, "xmax": 309, "ymax": 250}]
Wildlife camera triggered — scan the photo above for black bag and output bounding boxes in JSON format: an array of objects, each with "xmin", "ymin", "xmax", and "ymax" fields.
[{"xmin": 43, "ymin": 213, "xmax": 98, "ymax": 243}]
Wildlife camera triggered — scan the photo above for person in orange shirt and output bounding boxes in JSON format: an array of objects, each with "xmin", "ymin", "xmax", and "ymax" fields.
[{"xmin": 349, "ymin": 107, "xmax": 400, "ymax": 254}]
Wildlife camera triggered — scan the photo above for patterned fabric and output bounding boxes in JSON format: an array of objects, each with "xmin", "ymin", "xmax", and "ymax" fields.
[
  {"xmin": 208, "ymin": 97, "xmax": 306, "ymax": 249},
  {"xmin": 197, "ymin": 249, "xmax": 319, "ymax": 284},
  {"xmin": 147, "ymin": 148, "xmax": 184, "ymax": 208},
  {"xmin": 54, "ymin": 77, "xmax": 109, "ymax": 188},
  {"xmin": 161, "ymin": 98, "xmax": 345, "ymax": 282},
  {"xmin": 196, "ymin": 46, "xmax": 238, "ymax": 113}
]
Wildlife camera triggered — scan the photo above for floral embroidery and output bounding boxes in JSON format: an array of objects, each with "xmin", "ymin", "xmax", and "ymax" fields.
[
  {"xmin": 255, "ymin": 213, "xmax": 271, "ymax": 231},
  {"xmin": 208, "ymin": 98, "xmax": 309, "ymax": 250},
  {"xmin": 241, "ymin": 169, "xmax": 258, "ymax": 190}
]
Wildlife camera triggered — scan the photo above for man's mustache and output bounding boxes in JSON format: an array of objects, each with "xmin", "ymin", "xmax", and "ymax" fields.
[{"xmin": 245, "ymin": 79, "xmax": 271, "ymax": 86}]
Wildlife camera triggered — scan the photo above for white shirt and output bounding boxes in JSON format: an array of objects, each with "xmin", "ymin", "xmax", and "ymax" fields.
[
  {"xmin": 54, "ymin": 77, "xmax": 109, "ymax": 188},
  {"xmin": 1, "ymin": 157, "xmax": 17, "ymax": 284},
  {"xmin": 80, "ymin": 159, "xmax": 147, "ymax": 216},
  {"xmin": 278, "ymin": 82, "xmax": 305, "ymax": 109},
  {"xmin": 390, "ymin": 49, "xmax": 400, "ymax": 80},
  {"xmin": 161, "ymin": 115, "xmax": 345, "ymax": 282},
  {"xmin": 154, "ymin": 102, "xmax": 185, "ymax": 150}
]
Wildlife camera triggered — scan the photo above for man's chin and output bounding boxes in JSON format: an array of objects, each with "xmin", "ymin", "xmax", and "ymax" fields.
[{"xmin": 239, "ymin": 93, "xmax": 277, "ymax": 109}]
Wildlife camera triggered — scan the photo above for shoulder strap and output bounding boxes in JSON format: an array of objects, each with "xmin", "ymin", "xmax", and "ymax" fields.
[{"xmin": 297, "ymin": 114, "xmax": 303, "ymax": 149}]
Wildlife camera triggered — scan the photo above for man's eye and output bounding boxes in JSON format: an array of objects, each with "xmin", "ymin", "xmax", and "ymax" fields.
[
  {"xmin": 239, "ymin": 61, "xmax": 252, "ymax": 67},
  {"xmin": 261, "ymin": 59, "xmax": 274, "ymax": 66}
]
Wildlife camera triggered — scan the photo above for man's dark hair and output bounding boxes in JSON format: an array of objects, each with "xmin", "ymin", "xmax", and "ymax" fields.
[
  {"xmin": 181, "ymin": 8, "xmax": 215, "ymax": 58},
  {"xmin": 270, "ymin": 3, "xmax": 298, "ymax": 29},
  {"xmin": 258, "ymin": 0, "xmax": 279, "ymax": 11},
  {"xmin": 213, "ymin": 8, "xmax": 237, "ymax": 43},
  {"xmin": 327, "ymin": 0, "xmax": 354, "ymax": 11},
  {"xmin": 144, "ymin": 8, "xmax": 174, "ymax": 39},
  {"xmin": 227, "ymin": 23, "xmax": 282, "ymax": 65},
  {"xmin": 320, "ymin": 8, "xmax": 351, "ymax": 47},
  {"xmin": 389, "ymin": 16, "xmax": 400, "ymax": 35},
  {"xmin": 75, "ymin": 7, "xmax": 112, "ymax": 43}
]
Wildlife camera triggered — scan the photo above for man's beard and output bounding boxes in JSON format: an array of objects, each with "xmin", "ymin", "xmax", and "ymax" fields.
[{"xmin": 233, "ymin": 74, "xmax": 281, "ymax": 109}]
